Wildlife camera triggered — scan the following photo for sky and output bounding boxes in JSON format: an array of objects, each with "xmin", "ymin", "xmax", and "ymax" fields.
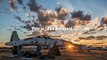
[{"xmin": 0, "ymin": 0, "xmax": 107, "ymax": 42}]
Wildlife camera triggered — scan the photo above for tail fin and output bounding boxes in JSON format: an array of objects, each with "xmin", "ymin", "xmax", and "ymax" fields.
[{"xmin": 10, "ymin": 31, "xmax": 20, "ymax": 42}]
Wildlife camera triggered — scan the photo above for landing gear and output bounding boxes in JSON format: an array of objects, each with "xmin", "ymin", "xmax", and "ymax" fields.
[
  {"xmin": 11, "ymin": 45, "xmax": 22, "ymax": 57},
  {"xmin": 48, "ymin": 45, "xmax": 61, "ymax": 59}
]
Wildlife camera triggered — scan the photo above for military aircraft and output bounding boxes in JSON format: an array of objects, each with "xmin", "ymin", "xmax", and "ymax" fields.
[
  {"xmin": 5, "ymin": 31, "xmax": 65, "ymax": 47},
  {"xmin": 5, "ymin": 31, "xmax": 70, "ymax": 56},
  {"xmin": 5, "ymin": 31, "xmax": 94, "ymax": 57}
]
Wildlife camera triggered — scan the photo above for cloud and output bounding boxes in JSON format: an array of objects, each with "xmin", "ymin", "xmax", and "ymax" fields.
[
  {"xmin": 78, "ymin": 35, "xmax": 107, "ymax": 40},
  {"xmin": 27, "ymin": 0, "xmax": 43, "ymax": 12},
  {"xmin": 9, "ymin": 0, "xmax": 17, "ymax": 11},
  {"xmin": 65, "ymin": 10, "xmax": 91, "ymax": 28},
  {"xmin": 61, "ymin": 0, "xmax": 74, "ymax": 12},
  {"xmin": 0, "ymin": 0, "xmax": 2, "ymax": 3},
  {"xmin": 2, "ymin": 0, "xmax": 107, "ymax": 38},
  {"xmin": 101, "ymin": 17, "xmax": 107, "ymax": 26},
  {"xmin": 17, "ymin": 0, "xmax": 23, "ymax": 5}
]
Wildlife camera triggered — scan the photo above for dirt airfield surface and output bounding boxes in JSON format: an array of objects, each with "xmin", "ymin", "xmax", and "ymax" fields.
[{"xmin": 0, "ymin": 50, "xmax": 107, "ymax": 60}]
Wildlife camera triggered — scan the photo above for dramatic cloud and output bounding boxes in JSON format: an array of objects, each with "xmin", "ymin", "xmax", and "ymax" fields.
[
  {"xmin": 101, "ymin": 17, "xmax": 107, "ymax": 26},
  {"xmin": 38, "ymin": 7, "xmax": 69, "ymax": 26},
  {"xmin": 78, "ymin": 36, "xmax": 107, "ymax": 40},
  {"xmin": 65, "ymin": 10, "xmax": 91, "ymax": 28},
  {"xmin": 27, "ymin": 0, "xmax": 43, "ymax": 12},
  {"xmin": 1, "ymin": 0, "xmax": 107, "ymax": 39},
  {"xmin": 14, "ymin": 16, "xmax": 40, "ymax": 30},
  {"xmin": 14, "ymin": 16, "xmax": 25, "ymax": 23},
  {"xmin": 14, "ymin": 4, "xmax": 93, "ymax": 36},
  {"xmin": 17, "ymin": 0, "xmax": 23, "ymax": 5},
  {"xmin": 71, "ymin": 10, "xmax": 91, "ymax": 21},
  {"xmin": 9, "ymin": 0, "xmax": 17, "ymax": 11}
]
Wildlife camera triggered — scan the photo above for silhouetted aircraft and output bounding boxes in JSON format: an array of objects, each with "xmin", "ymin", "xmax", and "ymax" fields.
[{"xmin": 5, "ymin": 31, "xmax": 94, "ymax": 57}]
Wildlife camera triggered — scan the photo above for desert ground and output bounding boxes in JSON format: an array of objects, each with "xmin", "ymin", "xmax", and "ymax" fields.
[{"xmin": 0, "ymin": 50, "xmax": 107, "ymax": 60}]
